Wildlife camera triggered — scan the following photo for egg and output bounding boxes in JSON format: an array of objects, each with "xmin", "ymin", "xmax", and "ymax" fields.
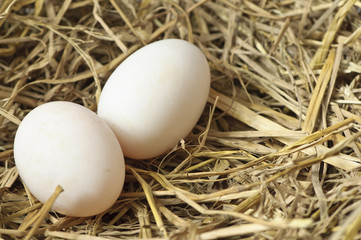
[
  {"xmin": 14, "ymin": 101, "xmax": 125, "ymax": 217},
  {"xmin": 98, "ymin": 39, "xmax": 211, "ymax": 159}
]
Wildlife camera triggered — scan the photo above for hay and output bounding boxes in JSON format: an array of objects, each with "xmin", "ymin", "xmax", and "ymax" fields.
[{"xmin": 1, "ymin": 0, "xmax": 361, "ymax": 239}]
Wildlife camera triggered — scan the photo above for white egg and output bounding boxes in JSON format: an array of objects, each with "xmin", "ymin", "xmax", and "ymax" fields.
[
  {"xmin": 98, "ymin": 39, "xmax": 211, "ymax": 159},
  {"xmin": 14, "ymin": 101, "xmax": 125, "ymax": 217}
]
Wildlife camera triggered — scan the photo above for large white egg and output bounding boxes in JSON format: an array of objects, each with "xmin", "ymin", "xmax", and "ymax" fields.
[
  {"xmin": 98, "ymin": 39, "xmax": 211, "ymax": 159},
  {"xmin": 14, "ymin": 101, "xmax": 125, "ymax": 217}
]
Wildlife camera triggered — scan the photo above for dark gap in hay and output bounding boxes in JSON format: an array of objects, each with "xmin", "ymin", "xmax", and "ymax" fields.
[{"xmin": 337, "ymin": 71, "xmax": 359, "ymax": 85}]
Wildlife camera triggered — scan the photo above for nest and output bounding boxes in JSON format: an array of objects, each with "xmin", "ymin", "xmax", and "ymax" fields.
[{"xmin": 1, "ymin": 0, "xmax": 361, "ymax": 239}]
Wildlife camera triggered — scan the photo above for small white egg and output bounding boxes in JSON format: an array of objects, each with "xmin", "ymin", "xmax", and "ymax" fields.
[
  {"xmin": 98, "ymin": 39, "xmax": 211, "ymax": 159},
  {"xmin": 14, "ymin": 101, "xmax": 125, "ymax": 217}
]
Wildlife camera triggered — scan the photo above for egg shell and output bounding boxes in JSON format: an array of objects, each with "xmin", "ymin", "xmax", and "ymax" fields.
[
  {"xmin": 14, "ymin": 101, "xmax": 125, "ymax": 217},
  {"xmin": 98, "ymin": 39, "xmax": 211, "ymax": 159}
]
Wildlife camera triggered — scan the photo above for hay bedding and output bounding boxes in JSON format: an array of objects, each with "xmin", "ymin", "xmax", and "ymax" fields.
[{"xmin": 1, "ymin": 0, "xmax": 361, "ymax": 239}]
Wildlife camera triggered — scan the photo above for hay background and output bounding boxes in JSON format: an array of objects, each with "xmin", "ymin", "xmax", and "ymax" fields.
[{"xmin": 1, "ymin": 0, "xmax": 361, "ymax": 239}]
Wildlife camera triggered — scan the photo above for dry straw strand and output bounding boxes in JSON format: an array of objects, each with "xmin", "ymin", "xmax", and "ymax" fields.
[
  {"xmin": 23, "ymin": 185, "xmax": 63, "ymax": 240},
  {"xmin": 310, "ymin": 0, "xmax": 358, "ymax": 69},
  {"xmin": 303, "ymin": 49, "xmax": 335, "ymax": 133},
  {"xmin": 129, "ymin": 168, "xmax": 168, "ymax": 238}
]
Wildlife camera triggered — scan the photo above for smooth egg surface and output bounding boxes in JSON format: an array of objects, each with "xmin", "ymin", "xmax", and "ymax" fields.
[
  {"xmin": 98, "ymin": 39, "xmax": 211, "ymax": 159},
  {"xmin": 14, "ymin": 101, "xmax": 125, "ymax": 217}
]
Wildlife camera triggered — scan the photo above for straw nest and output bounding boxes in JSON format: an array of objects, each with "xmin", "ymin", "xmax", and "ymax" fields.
[{"xmin": 1, "ymin": 0, "xmax": 361, "ymax": 239}]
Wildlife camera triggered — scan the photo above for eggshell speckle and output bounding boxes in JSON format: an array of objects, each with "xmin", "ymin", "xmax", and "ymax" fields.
[
  {"xmin": 14, "ymin": 101, "xmax": 125, "ymax": 217},
  {"xmin": 98, "ymin": 39, "xmax": 211, "ymax": 159}
]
